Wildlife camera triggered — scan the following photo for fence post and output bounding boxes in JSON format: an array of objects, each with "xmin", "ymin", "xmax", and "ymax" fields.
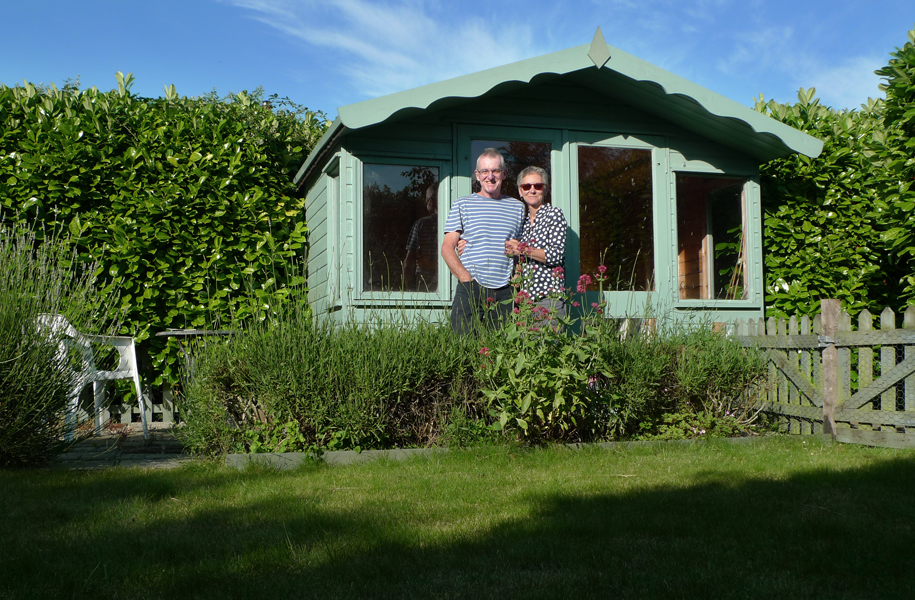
[{"xmin": 821, "ymin": 299, "xmax": 840, "ymax": 438}]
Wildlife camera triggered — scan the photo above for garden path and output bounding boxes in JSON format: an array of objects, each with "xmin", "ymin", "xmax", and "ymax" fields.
[{"xmin": 50, "ymin": 422, "xmax": 200, "ymax": 470}]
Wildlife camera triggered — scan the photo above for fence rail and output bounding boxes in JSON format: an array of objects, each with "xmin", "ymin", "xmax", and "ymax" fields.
[{"xmin": 734, "ymin": 300, "xmax": 915, "ymax": 449}]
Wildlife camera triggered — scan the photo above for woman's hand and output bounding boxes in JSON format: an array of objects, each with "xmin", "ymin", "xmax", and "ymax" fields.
[{"xmin": 504, "ymin": 239, "xmax": 522, "ymax": 256}]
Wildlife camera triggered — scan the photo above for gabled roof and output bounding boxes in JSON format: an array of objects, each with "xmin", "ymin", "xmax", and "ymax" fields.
[{"xmin": 295, "ymin": 29, "xmax": 822, "ymax": 186}]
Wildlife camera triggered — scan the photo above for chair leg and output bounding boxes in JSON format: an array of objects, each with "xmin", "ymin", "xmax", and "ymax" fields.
[
  {"xmin": 126, "ymin": 344, "xmax": 149, "ymax": 440},
  {"xmin": 64, "ymin": 387, "xmax": 81, "ymax": 442},
  {"xmin": 136, "ymin": 384, "xmax": 150, "ymax": 440},
  {"xmin": 93, "ymin": 380, "xmax": 107, "ymax": 434}
]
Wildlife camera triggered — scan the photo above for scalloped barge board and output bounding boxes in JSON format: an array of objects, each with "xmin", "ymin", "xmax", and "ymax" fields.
[{"xmin": 226, "ymin": 436, "xmax": 769, "ymax": 470}]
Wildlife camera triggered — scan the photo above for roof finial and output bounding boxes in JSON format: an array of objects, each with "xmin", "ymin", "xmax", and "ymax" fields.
[{"xmin": 588, "ymin": 27, "xmax": 611, "ymax": 69}]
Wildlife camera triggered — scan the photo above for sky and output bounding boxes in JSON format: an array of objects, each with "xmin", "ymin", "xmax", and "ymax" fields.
[{"xmin": 1, "ymin": 1, "xmax": 913, "ymax": 119}]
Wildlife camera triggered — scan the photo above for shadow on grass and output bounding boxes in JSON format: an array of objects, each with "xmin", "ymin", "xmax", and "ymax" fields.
[{"xmin": 2, "ymin": 449, "xmax": 914, "ymax": 600}]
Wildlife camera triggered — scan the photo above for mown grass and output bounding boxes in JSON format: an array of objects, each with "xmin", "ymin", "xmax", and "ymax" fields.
[{"xmin": 2, "ymin": 436, "xmax": 913, "ymax": 599}]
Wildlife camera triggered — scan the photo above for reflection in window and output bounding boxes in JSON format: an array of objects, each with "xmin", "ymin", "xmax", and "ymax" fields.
[
  {"xmin": 470, "ymin": 140, "xmax": 551, "ymax": 197},
  {"xmin": 363, "ymin": 165, "xmax": 439, "ymax": 292},
  {"xmin": 676, "ymin": 175, "xmax": 748, "ymax": 300},
  {"xmin": 578, "ymin": 146, "xmax": 654, "ymax": 291}
]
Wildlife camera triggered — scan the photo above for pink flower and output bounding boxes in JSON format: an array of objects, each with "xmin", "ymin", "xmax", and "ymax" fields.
[
  {"xmin": 513, "ymin": 307, "xmax": 521, "ymax": 314},
  {"xmin": 572, "ymin": 301, "xmax": 580, "ymax": 308},
  {"xmin": 551, "ymin": 266, "xmax": 564, "ymax": 278},
  {"xmin": 577, "ymin": 274, "xmax": 592, "ymax": 293},
  {"xmin": 479, "ymin": 347, "xmax": 490, "ymax": 356},
  {"xmin": 591, "ymin": 302, "xmax": 599, "ymax": 309},
  {"xmin": 597, "ymin": 265, "xmax": 607, "ymax": 274},
  {"xmin": 532, "ymin": 306, "xmax": 550, "ymax": 318},
  {"xmin": 486, "ymin": 297, "xmax": 495, "ymax": 304}
]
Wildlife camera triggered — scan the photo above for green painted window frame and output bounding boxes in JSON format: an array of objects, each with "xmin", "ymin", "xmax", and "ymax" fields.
[
  {"xmin": 671, "ymin": 173, "xmax": 764, "ymax": 312},
  {"xmin": 351, "ymin": 155, "xmax": 452, "ymax": 305},
  {"xmin": 567, "ymin": 131, "xmax": 671, "ymax": 320}
]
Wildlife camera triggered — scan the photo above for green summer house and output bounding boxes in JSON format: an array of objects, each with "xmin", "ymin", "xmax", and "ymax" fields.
[{"xmin": 294, "ymin": 29, "xmax": 822, "ymax": 326}]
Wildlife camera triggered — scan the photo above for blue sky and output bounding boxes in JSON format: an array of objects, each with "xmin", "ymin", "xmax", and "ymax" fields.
[{"xmin": 2, "ymin": 1, "xmax": 912, "ymax": 119}]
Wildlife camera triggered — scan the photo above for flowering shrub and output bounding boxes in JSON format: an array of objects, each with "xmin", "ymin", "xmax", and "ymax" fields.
[
  {"xmin": 476, "ymin": 266, "xmax": 619, "ymax": 441},
  {"xmin": 476, "ymin": 262, "xmax": 767, "ymax": 442}
]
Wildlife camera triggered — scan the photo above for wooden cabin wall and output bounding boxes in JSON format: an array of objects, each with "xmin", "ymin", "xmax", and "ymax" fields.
[{"xmin": 304, "ymin": 172, "xmax": 331, "ymax": 316}]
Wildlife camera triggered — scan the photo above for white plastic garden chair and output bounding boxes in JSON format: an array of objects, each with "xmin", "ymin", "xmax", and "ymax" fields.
[{"xmin": 35, "ymin": 314, "xmax": 149, "ymax": 441}]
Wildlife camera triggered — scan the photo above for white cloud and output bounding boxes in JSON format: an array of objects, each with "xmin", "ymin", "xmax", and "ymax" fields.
[
  {"xmin": 222, "ymin": 0, "xmax": 539, "ymax": 102},
  {"xmin": 711, "ymin": 19, "xmax": 886, "ymax": 109},
  {"xmin": 800, "ymin": 55, "xmax": 885, "ymax": 110}
]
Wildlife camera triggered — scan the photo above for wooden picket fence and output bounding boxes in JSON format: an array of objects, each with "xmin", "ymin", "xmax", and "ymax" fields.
[
  {"xmin": 100, "ymin": 387, "xmax": 178, "ymax": 426},
  {"xmin": 733, "ymin": 300, "xmax": 915, "ymax": 449}
]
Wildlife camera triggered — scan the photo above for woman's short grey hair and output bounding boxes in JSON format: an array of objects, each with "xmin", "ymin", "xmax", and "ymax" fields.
[{"xmin": 517, "ymin": 165, "xmax": 549, "ymax": 188}]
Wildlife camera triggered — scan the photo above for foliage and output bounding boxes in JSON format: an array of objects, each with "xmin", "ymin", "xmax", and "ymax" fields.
[
  {"xmin": 180, "ymin": 304, "xmax": 480, "ymax": 456},
  {"xmin": 0, "ymin": 74, "xmax": 328, "ymax": 387},
  {"xmin": 876, "ymin": 27, "xmax": 915, "ymax": 302},
  {"xmin": 475, "ymin": 268, "xmax": 616, "ymax": 441},
  {"xmin": 476, "ymin": 266, "xmax": 767, "ymax": 443},
  {"xmin": 0, "ymin": 219, "xmax": 122, "ymax": 466},
  {"xmin": 183, "ymin": 266, "xmax": 766, "ymax": 453},
  {"xmin": 757, "ymin": 24, "xmax": 915, "ymax": 317},
  {"xmin": 636, "ymin": 411, "xmax": 748, "ymax": 441}
]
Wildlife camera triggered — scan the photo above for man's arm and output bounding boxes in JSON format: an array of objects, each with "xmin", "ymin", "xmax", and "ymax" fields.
[{"xmin": 441, "ymin": 231, "xmax": 472, "ymax": 283}]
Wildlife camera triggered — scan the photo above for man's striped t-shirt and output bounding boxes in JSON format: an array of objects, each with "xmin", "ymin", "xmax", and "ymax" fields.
[{"xmin": 444, "ymin": 193, "xmax": 524, "ymax": 289}]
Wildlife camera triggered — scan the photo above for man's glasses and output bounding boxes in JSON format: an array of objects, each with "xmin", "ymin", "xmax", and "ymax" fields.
[
  {"xmin": 520, "ymin": 183, "xmax": 545, "ymax": 191},
  {"xmin": 476, "ymin": 169, "xmax": 503, "ymax": 177}
]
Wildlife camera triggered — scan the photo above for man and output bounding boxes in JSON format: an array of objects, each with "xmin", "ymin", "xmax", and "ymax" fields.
[
  {"xmin": 403, "ymin": 183, "xmax": 438, "ymax": 292},
  {"xmin": 441, "ymin": 148, "xmax": 524, "ymax": 334}
]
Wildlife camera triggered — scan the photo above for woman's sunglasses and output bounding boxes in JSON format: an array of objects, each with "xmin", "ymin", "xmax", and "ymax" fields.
[{"xmin": 520, "ymin": 183, "xmax": 545, "ymax": 191}]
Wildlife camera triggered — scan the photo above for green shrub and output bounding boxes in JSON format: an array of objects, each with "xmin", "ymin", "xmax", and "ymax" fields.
[
  {"xmin": 0, "ymin": 75, "xmax": 327, "ymax": 387},
  {"xmin": 756, "ymin": 25, "xmax": 915, "ymax": 316},
  {"xmin": 474, "ymin": 265, "xmax": 767, "ymax": 443},
  {"xmin": 181, "ymin": 267, "xmax": 767, "ymax": 453},
  {"xmin": 0, "ymin": 219, "xmax": 121, "ymax": 466},
  {"xmin": 180, "ymin": 305, "xmax": 481, "ymax": 456}
]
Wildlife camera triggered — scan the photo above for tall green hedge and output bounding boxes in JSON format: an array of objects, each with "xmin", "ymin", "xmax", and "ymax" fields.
[
  {"xmin": 0, "ymin": 74, "xmax": 327, "ymax": 387},
  {"xmin": 757, "ymin": 26, "xmax": 915, "ymax": 318}
]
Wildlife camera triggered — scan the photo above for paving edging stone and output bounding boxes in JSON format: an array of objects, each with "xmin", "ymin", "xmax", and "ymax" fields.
[{"xmin": 225, "ymin": 435, "xmax": 769, "ymax": 471}]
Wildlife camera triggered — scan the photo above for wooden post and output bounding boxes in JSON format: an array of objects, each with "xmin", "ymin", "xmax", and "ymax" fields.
[
  {"xmin": 821, "ymin": 299, "xmax": 840, "ymax": 438},
  {"xmin": 905, "ymin": 307, "xmax": 915, "ymax": 435}
]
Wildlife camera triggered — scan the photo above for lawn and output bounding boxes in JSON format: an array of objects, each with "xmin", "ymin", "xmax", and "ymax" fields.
[{"xmin": 1, "ymin": 436, "xmax": 913, "ymax": 599}]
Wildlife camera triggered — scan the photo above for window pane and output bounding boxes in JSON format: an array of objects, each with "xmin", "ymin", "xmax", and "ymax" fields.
[
  {"xmin": 363, "ymin": 165, "xmax": 439, "ymax": 292},
  {"xmin": 470, "ymin": 140, "xmax": 551, "ymax": 197},
  {"xmin": 676, "ymin": 175, "xmax": 748, "ymax": 300},
  {"xmin": 578, "ymin": 146, "xmax": 654, "ymax": 291}
]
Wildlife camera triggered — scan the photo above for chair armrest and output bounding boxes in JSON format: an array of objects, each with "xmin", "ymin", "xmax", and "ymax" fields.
[{"xmin": 84, "ymin": 334, "xmax": 135, "ymax": 346}]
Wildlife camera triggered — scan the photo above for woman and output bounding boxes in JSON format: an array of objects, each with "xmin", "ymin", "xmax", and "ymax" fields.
[
  {"xmin": 459, "ymin": 165, "xmax": 567, "ymax": 321},
  {"xmin": 505, "ymin": 166, "xmax": 567, "ymax": 320}
]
